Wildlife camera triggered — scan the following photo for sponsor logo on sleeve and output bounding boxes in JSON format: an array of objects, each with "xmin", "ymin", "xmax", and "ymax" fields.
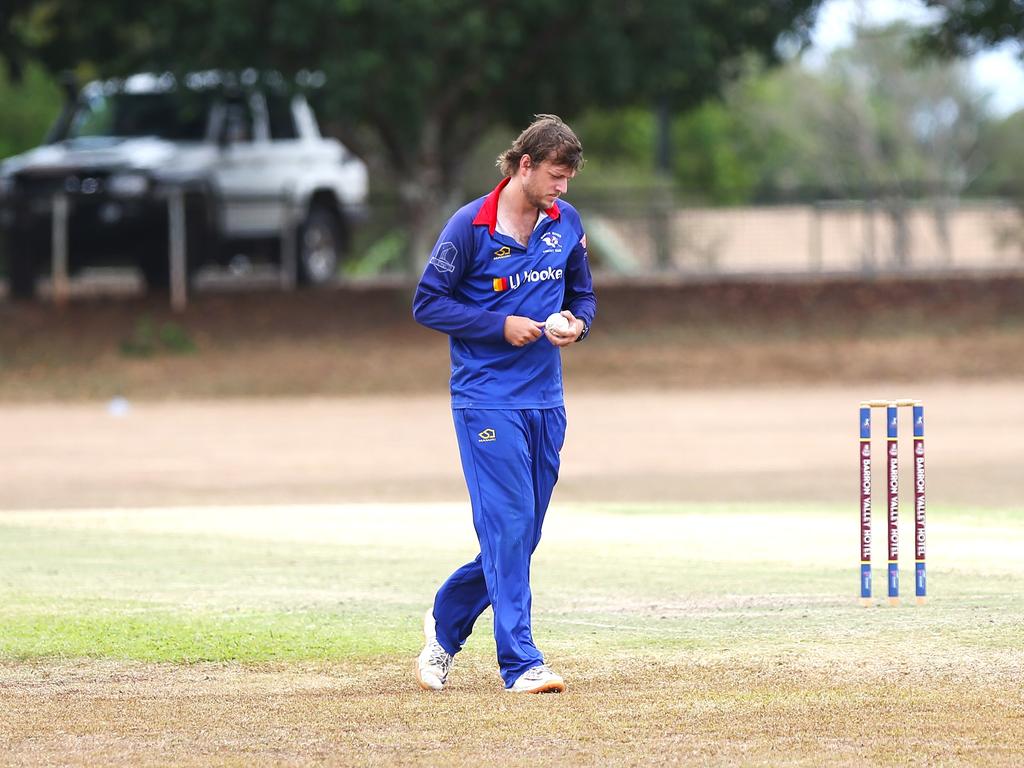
[{"xmin": 429, "ymin": 241, "xmax": 457, "ymax": 273}]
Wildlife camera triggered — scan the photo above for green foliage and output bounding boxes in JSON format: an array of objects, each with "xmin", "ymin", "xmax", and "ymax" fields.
[
  {"xmin": 672, "ymin": 99, "xmax": 761, "ymax": 203},
  {"xmin": 120, "ymin": 316, "xmax": 196, "ymax": 358},
  {"xmin": 556, "ymin": 21, "xmax": 1008, "ymax": 207},
  {"xmin": 0, "ymin": 60, "xmax": 61, "ymax": 158},
  {"xmin": 158, "ymin": 320, "xmax": 197, "ymax": 354},
  {"xmin": 973, "ymin": 110, "xmax": 1024, "ymax": 194},
  {"xmin": 574, "ymin": 109, "xmax": 656, "ymax": 173},
  {"xmin": 343, "ymin": 231, "xmax": 406, "ymax": 277},
  {"xmin": 811, "ymin": 22, "xmax": 989, "ymax": 194},
  {"xmin": 666, "ymin": 22, "xmax": 1004, "ymax": 203},
  {"xmin": 919, "ymin": 0, "xmax": 1024, "ymax": 56},
  {"xmin": 4, "ymin": 1, "xmax": 822, "ymax": 125},
  {"xmin": 1, "ymin": 1, "xmax": 822, "ymax": 187},
  {"xmin": 1, "ymin": 1, "xmax": 825, "ymax": 269}
]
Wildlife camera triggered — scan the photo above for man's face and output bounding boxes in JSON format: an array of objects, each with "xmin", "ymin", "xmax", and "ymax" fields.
[{"xmin": 520, "ymin": 157, "xmax": 575, "ymax": 210}]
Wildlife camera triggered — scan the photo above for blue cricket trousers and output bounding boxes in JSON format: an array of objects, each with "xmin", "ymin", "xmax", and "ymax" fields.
[{"xmin": 432, "ymin": 406, "xmax": 566, "ymax": 687}]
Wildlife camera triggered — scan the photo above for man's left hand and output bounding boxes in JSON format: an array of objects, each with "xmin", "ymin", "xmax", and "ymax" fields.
[{"xmin": 545, "ymin": 310, "xmax": 583, "ymax": 347}]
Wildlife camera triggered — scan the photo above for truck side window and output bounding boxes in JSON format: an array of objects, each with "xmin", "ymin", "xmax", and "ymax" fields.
[
  {"xmin": 223, "ymin": 101, "xmax": 254, "ymax": 144},
  {"xmin": 267, "ymin": 95, "xmax": 298, "ymax": 141}
]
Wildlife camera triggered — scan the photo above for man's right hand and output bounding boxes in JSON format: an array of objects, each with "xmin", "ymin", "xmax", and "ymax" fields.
[{"xmin": 504, "ymin": 315, "xmax": 546, "ymax": 347}]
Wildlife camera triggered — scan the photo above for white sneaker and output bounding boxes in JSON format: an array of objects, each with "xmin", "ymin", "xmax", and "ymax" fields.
[
  {"xmin": 507, "ymin": 664, "xmax": 565, "ymax": 694},
  {"xmin": 416, "ymin": 610, "xmax": 453, "ymax": 691}
]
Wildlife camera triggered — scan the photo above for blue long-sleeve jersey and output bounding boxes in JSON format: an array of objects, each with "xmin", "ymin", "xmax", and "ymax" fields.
[{"xmin": 413, "ymin": 178, "xmax": 597, "ymax": 409}]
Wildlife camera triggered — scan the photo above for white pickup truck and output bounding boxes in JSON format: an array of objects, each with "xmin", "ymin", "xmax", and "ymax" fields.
[{"xmin": 0, "ymin": 71, "xmax": 369, "ymax": 299}]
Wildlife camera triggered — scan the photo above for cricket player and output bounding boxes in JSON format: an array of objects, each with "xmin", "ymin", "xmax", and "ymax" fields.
[{"xmin": 412, "ymin": 115, "xmax": 596, "ymax": 694}]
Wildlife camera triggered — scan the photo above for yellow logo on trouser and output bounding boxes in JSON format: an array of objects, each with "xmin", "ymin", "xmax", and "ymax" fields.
[{"xmin": 478, "ymin": 428, "xmax": 496, "ymax": 442}]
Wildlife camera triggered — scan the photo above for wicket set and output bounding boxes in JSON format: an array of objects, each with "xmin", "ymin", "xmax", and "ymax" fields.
[{"xmin": 859, "ymin": 399, "xmax": 926, "ymax": 606}]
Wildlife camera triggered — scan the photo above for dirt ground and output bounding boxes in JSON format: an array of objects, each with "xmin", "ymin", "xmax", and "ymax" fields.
[
  {"xmin": 2, "ymin": 654, "xmax": 1022, "ymax": 767},
  {"xmin": 1, "ymin": 381, "xmax": 1022, "ymax": 511}
]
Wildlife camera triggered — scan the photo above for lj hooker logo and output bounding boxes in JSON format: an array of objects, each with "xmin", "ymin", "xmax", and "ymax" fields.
[{"xmin": 493, "ymin": 266, "xmax": 564, "ymax": 292}]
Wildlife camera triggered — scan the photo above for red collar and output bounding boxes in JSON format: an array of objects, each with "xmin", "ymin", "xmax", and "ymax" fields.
[{"xmin": 471, "ymin": 177, "xmax": 561, "ymax": 235}]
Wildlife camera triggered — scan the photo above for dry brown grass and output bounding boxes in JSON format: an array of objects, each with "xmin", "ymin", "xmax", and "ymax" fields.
[
  {"xmin": 1, "ymin": 276, "xmax": 1023, "ymax": 401},
  {"xmin": 2, "ymin": 652, "xmax": 1022, "ymax": 767}
]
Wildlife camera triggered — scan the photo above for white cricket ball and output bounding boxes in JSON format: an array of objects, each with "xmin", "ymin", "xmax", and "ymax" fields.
[{"xmin": 545, "ymin": 312, "xmax": 571, "ymax": 336}]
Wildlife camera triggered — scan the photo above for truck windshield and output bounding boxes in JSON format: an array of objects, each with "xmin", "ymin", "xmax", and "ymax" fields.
[{"xmin": 66, "ymin": 91, "xmax": 213, "ymax": 141}]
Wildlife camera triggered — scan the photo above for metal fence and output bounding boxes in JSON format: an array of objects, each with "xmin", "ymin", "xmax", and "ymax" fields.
[
  {"xmin": 575, "ymin": 197, "xmax": 1024, "ymax": 277},
  {"xmin": 5, "ymin": 193, "xmax": 1024, "ymax": 307}
]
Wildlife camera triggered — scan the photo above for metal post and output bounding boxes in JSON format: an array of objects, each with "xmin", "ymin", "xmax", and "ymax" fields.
[
  {"xmin": 810, "ymin": 202, "xmax": 823, "ymax": 272},
  {"xmin": 280, "ymin": 192, "xmax": 297, "ymax": 290},
  {"xmin": 51, "ymin": 193, "xmax": 70, "ymax": 306},
  {"xmin": 653, "ymin": 100, "xmax": 675, "ymax": 272},
  {"xmin": 168, "ymin": 187, "xmax": 187, "ymax": 312},
  {"xmin": 863, "ymin": 200, "xmax": 877, "ymax": 274}
]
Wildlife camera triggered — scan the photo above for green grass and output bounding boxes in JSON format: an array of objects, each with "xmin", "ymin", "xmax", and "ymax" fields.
[
  {"xmin": 1, "ymin": 503, "xmax": 1022, "ymax": 665},
  {"xmin": 4, "ymin": 503, "xmax": 1024, "ymax": 766}
]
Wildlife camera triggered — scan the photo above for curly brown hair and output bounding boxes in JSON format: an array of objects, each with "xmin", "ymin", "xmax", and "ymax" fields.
[{"xmin": 496, "ymin": 114, "xmax": 584, "ymax": 177}]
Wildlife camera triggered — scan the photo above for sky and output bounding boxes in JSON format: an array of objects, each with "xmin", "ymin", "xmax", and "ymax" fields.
[{"xmin": 809, "ymin": 0, "xmax": 1024, "ymax": 116}]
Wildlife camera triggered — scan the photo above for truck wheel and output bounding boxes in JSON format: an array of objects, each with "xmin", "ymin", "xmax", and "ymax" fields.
[
  {"xmin": 298, "ymin": 204, "xmax": 342, "ymax": 285},
  {"xmin": 7, "ymin": 243, "xmax": 38, "ymax": 301}
]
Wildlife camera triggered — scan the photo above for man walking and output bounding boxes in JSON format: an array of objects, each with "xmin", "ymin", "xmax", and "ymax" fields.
[{"xmin": 412, "ymin": 114, "xmax": 596, "ymax": 694}]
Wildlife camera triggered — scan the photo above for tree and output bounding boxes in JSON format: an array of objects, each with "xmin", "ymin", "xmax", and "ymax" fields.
[
  {"xmin": 914, "ymin": 1, "xmax": 1024, "ymax": 258},
  {"xmin": 792, "ymin": 22, "xmax": 989, "ymax": 197},
  {"xmin": 0, "ymin": 0, "xmax": 41, "ymax": 83},
  {"xmin": 919, "ymin": 0, "xmax": 1024, "ymax": 56},
  {"xmin": 569, "ymin": 16, "xmax": 1004, "ymax": 208},
  {"xmin": 0, "ymin": 62, "xmax": 62, "ymax": 159},
  {"xmin": 667, "ymin": 22, "xmax": 993, "ymax": 200},
  {"xmin": 5, "ymin": 0, "xmax": 823, "ymax": 267},
  {"xmin": 974, "ymin": 109, "xmax": 1024, "ymax": 194},
  {"xmin": 758, "ymin": 21, "xmax": 993, "ymax": 266}
]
